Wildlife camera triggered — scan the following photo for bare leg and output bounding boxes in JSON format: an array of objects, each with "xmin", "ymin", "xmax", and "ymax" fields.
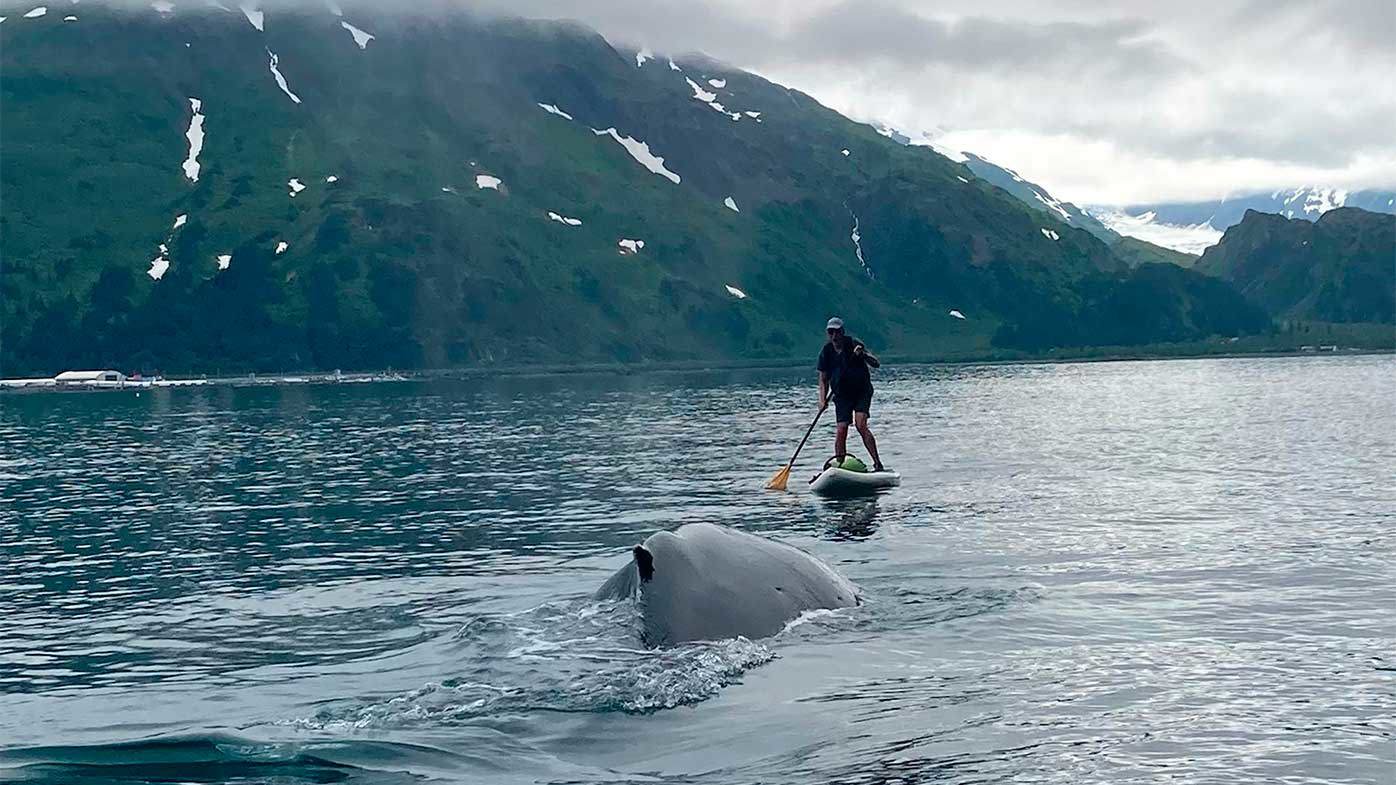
[
  {"xmin": 854, "ymin": 412, "xmax": 882, "ymax": 469},
  {"xmin": 834, "ymin": 422, "xmax": 849, "ymax": 460}
]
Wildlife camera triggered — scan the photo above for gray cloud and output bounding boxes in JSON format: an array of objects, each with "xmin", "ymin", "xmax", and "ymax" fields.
[{"xmin": 103, "ymin": 0, "xmax": 1396, "ymax": 202}]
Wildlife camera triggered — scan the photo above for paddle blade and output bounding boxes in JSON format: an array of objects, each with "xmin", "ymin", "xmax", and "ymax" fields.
[{"xmin": 765, "ymin": 465, "xmax": 791, "ymax": 491}]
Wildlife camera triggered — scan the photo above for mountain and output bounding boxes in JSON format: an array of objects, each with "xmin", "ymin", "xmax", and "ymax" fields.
[
  {"xmin": 1195, "ymin": 208, "xmax": 1395, "ymax": 324},
  {"xmin": 0, "ymin": 5, "xmax": 1267, "ymax": 375},
  {"xmin": 958, "ymin": 153, "xmax": 1117, "ymax": 243},
  {"xmin": 1088, "ymin": 187, "xmax": 1396, "ymax": 255},
  {"xmin": 1110, "ymin": 236, "xmax": 1199, "ymax": 269},
  {"xmin": 871, "ymin": 131, "xmax": 1200, "ymax": 269},
  {"xmin": 956, "ymin": 153, "xmax": 1200, "ymax": 268}
]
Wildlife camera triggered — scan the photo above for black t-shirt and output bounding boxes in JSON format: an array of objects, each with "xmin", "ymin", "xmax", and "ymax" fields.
[{"xmin": 817, "ymin": 337, "xmax": 872, "ymax": 394}]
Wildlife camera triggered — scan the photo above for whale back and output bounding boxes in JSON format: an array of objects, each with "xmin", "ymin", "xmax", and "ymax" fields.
[{"xmin": 596, "ymin": 523, "xmax": 858, "ymax": 647}]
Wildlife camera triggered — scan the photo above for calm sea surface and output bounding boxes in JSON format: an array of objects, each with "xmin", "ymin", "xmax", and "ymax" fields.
[{"xmin": 1, "ymin": 356, "xmax": 1392, "ymax": 784}]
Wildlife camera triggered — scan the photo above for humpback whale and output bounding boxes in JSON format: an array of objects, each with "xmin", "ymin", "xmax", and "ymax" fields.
[{"xmin": 594, "ymin": 523, "xmax": 859, "ymax": 647}]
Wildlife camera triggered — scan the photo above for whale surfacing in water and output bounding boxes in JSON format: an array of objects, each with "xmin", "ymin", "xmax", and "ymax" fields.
[{"xmin": 594, "ymin": 522, "xmax": 858, "ymax": 647}]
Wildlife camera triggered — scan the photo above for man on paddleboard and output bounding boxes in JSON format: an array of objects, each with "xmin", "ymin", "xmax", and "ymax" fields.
[{"xmin": 816, "ymin": 317, "xmax": 885, "ymax": 471}]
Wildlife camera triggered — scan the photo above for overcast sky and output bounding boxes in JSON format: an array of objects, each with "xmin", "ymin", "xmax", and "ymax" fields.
[{"xmin": 470, "ymin": 0, "xmax": 1395, "ymax": 205}]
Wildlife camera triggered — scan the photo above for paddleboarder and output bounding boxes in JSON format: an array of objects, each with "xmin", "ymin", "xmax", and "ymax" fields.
[{"xmin": 816, "ymin": 317, "xmax": 885, "ymax": 471}]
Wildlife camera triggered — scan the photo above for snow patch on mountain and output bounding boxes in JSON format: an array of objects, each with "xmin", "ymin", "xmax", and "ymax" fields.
[
  {"xmin": 841, "ymin": 149, "xmax": 850, "ymax": 157},
  {"xmin": 239, "ymin": 4, "xmax": 261, "ymax": 30},
  {"xmin": 537, "ymin": 103, "xmax": 573, "ymax": 120},
  {"xmin": 63, "ymin": 14, "xmax": 76, "ymax": 20},
  {"xmin": 287, "ymin": 177, "xmax": 305, "ymax": 196},
  {"xmin": 708, "ymin": 78, "xmax": 725, "ymax": 88},
  {"xmin": 1090, "ymin": 209, "xmax": 1221, "ymax": 255},
  {"xmin": 635, "ymin": 47, "xmax": 652, "ymax": 67},
  {"xmin": 1280, "ymin": 186, "xmax": 1348, "ymax": 217},
  {"xmin": 340, "ymin": 20, "xmax": 372, "ymax": 48},
  {"xmin": 325, "ymin": 0, "xmax": 341, "ymax": 15},
  {"xmin": 725, "ymin": 284, "xmax": 747, "ymax": 299},
  {"xmin": 181, "ymin": 98, "xmax": 205, "ymax": 182},
  {"xmin": 275, "ymin": 241, "xmax": 288, "ymax": 254},
  {"xmin": 850, "ymin": 215, "xmax": 871, "ymax": 277},
  {"xmin": 173, "ymin": 214, "xmax": 187, "ymax": 230},
  {"xmin": 685, "ymin": 77, "xmax": 717, "ymax": 103},
  {"xmin": 547, "ymin": 211, "xmax": 582, "ymax": 226},
  {"xmin": 475, "ymin": 174, "xmax": 501, "ymax": 190},
  {"xmin": 724, "ymin": 196, "xmax": 739, "ymax": 212},
  {"xmin": 949, "ymin": 309, "xmax": 966, "ymax": 319},
  {"xmin": 617, "ymin": 238, "xmax": 644, "ymax": 255},
  {"xmin": 23, "ymin": 6, "xmax": 47, "ymax": 17},
  {"xmin": 956, "ymin": 176, "xmax": 969, "ymax": 183},
  {"xmin": 683, "ymin": 78, "xmax": 742, "ymax": 120},
  {"xmin": 1031, "ymin": 190, "xmax": 1072, "ymax": 221},
  {"xmin": 592, "ymin": 128, "xmax": 680, "ymax": 184},
  {"xmin": 215, "ymin": 253, "xmax": 231, "ymax": 270},
  {"xmin": 1041, "ymin": 228, "xmax": 1059, "ymax": 241},
  {"xmin": 744, "ymin": 111, "xmax": 760, "ymax": 118},
  {"xmin": 267, "ymin": 50, "xmax": 301, "ymax": 103},
  {"xmin": 148, "ymin": 244, "xmax": 170, "ymax": 280},
  {"xmin": 668, "ymin": 59, "xmax": 681, "ymax": 72}
]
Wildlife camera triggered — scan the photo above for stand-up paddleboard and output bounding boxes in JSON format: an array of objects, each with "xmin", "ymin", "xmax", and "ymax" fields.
[{"xmin": 808, "ymin": 466, "xmax": 901, "ymax": 497}]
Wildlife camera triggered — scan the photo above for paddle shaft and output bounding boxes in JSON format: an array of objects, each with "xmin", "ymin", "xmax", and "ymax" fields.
[{"xmin": 783, "ymin": 391, "xmax": 834, "ymax": 472}]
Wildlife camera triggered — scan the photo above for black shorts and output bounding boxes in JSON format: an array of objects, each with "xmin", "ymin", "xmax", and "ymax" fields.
[{"xmin": 834, "ymin": 386, "xmax": 873, "ymax": 424}]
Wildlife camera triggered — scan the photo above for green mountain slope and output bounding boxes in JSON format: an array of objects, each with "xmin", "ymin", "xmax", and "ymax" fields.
[
  {"xmin": 1195, "ymin": 208, "xmax": 1394, "ymax": 323},
  {"xmin": 1111, "ymin": 236, "xmax": 1199, "ymax": 269},
  {"xmin": 0, "ymin": 6, "xmax": 1267, "ymax": 375}
]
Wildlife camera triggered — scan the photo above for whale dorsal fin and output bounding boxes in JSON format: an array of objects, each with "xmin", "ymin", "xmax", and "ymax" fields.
[{"xmin": 633, "ymin": 545, "xmax": 655, "ymax": 582}]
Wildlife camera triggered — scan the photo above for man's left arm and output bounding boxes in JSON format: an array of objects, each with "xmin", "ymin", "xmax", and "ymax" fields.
[{"xmin": 854, "ymin": 342, "xmax": 880, "ymax": 368}]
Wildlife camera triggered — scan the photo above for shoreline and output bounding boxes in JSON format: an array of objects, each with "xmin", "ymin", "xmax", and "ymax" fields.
[{"xmin": 2, "ymin": 345, "xmax": 1390, "ymax": 395}]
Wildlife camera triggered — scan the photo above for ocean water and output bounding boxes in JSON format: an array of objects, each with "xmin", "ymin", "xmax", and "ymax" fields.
[{"xmin": 1, "ymin": 356, "xmax": 1392, "ymax": 783}]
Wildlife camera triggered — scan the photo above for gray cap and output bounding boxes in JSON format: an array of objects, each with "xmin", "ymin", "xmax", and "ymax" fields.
[{"xmin": 826, "ymin": 317, "xmax": 844, "ymax": 330}]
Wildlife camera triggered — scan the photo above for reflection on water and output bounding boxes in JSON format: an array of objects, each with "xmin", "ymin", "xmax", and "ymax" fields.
[{"xmin": 1, "ymin": 356, "xmax": 1392, "ymax": 783}]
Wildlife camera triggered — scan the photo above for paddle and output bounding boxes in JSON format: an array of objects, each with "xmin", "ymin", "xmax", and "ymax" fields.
[{"xmin": 765, "ymin": 392, "xmax": 833, "ymax": 491}]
